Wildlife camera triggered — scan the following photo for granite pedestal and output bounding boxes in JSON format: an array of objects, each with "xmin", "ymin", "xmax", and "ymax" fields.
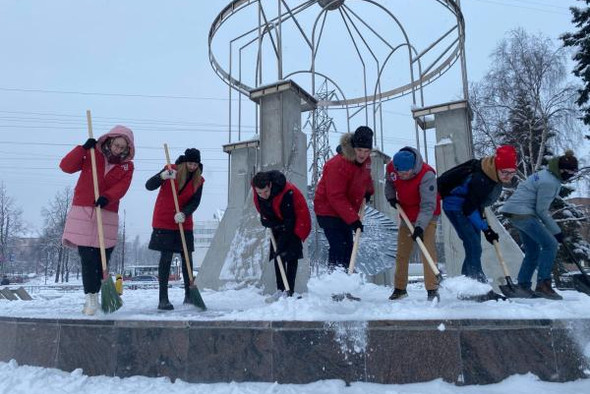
[{"xmin": 0, "ymin": 316, "xmax": 588, "ymax": 385}]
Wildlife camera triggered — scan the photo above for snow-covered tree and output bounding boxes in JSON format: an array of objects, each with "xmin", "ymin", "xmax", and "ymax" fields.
[{"xmin": 562, "ymin": 0, "xmax": 590, "ymax": 131}]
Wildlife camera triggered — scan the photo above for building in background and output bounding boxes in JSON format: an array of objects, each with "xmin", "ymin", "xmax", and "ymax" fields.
[{"xmin": 194, "ymin": 210, "xmax": 224, "ymax": 268}]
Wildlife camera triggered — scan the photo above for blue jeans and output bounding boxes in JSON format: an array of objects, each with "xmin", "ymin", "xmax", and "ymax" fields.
[
  {"xmin": 508, "ymin": 216, "xmax": 558, "ymax": 286},
  {"xmin": 443, "ymin": 209, "xmax": 486, "ymax": 282}
]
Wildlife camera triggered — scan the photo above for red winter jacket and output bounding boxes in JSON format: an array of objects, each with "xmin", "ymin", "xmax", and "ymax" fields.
[
  {"xmin": 59, "ymin": 126, "xmax": 135, "ymax": 213},
  {"xmin": 253, "ymin": 176, "xmax": 311, "ymax": 242},
  {"xmin": 314, "ymin": 133, "xmax": 374, "ymax": 224},
  {"xmin": 151, "ymin": 165, "xmax": 205, "ymax": 231}
]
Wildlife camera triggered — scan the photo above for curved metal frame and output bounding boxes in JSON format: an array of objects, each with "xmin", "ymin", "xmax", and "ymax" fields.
[{"xmin": 208, "ymin": 0, "xmax": 465, "ymax": 108}]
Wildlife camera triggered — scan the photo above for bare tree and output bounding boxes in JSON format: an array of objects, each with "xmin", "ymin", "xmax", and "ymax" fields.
[
  {"xmin": 472, "ymin": 29, "xmax": 590, "ymax": 274},
  {"xmin": 470, "ymin": 28, "xmax": 583, "ymax": 177},
  {"xmin": 0, "ymin": 182, "xmax": 24, "ymax": 275},
  {"xmin": 40, "ymin": 187, "xmax": 73, "ymax": 283}
]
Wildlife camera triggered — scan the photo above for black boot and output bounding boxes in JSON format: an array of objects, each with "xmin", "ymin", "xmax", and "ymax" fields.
[
  {"xmin": 535, "ymin": 279, "xmax": 563, "ymax": 300},
  {"xmin": 427, "ymin": 289, "xmax": 440, "ymax": 302},
  {"xmin": 389, "ymin": 288, "xmax": 408, "ymax": 300},
  {"xmin": 158, "ymin": 253, "xmax": 174, "ymax": 310}
]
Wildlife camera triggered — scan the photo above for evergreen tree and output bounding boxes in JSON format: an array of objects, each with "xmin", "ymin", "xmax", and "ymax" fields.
[
  {"xmin": 550, "ymin": 183, "xmax": 590, "ymax": 284},
  {"xmin": 562, "ymin": 0, "xmax": 590, "ymax": 132},
  {"xmin": 500, "ymin": 91, "xmax": 553, "ymax": 177}
]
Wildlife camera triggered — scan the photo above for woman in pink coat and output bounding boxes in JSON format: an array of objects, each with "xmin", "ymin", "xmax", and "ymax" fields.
[{"xmin": 60, "ymin": 125, "xmax": 135, "ymax": 315}]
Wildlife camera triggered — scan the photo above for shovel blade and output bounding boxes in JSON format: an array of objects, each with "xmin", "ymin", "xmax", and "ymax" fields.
[
  {"xmin": 572, "ymin": 274, "xmax": 590, "ymax": 296},
  {"xmin": 498, "ymin": 276, "xmax": 534, "ymax": 299},
  {"xmin": 499, "ymin": 283, "xmax": 534, "ymax": 299}
]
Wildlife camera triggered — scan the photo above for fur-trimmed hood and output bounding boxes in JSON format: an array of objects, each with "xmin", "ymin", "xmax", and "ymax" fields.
[{"xmin": 338, "ymin": 133, "xmax": 357, "ymax": 162}]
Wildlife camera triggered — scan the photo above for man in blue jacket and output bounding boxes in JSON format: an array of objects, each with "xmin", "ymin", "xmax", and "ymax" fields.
[
  {"xmin": 438, "ymin": 146, "xmax": 517, "ymax": 283},
  {"xmin": 500, "ymin": 150, "xmax": 578, "ymax": 300}
]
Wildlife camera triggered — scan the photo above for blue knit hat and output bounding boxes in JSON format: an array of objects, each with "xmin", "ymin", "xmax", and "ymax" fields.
[{"xmin": 393, "ymin": 150, "xmax": 415, "ymax": 172}]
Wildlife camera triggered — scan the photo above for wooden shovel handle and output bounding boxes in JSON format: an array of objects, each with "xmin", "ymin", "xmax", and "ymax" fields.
[
  {"xmin": 164, "ymin": 144, "xmax": 194, "ymax": 283},
  {"xmin": 397, "ymin": 204, "xmax": 440, "ymax": 277},
  {"xmin": 347, "ymin": 201, "xmax": 365, "ymax": 274},
  {"xmin": 269, "ymin": 232, "xmax": 290, "ymax": 292},
  {"xmin": 86, "ymin": 110, "xmax": 109, "ymax": 278}
]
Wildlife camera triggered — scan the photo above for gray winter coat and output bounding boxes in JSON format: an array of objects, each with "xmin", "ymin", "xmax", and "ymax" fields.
[{"xmin": 500, "ymin": 169, "xmax": 561, "ymax": 234}]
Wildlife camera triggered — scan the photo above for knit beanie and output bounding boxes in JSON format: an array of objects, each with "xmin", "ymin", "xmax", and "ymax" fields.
[
  {"xmin": 393, "ymin": 150, "xmax": 416, "ymax": 172},
  {"xmin": 494, "ymin": 145, "xmax": 517, "ymax": 170},
  {"xmin": 176, "ymin": 148, "xmax": 201, "ymax": 164},
  {"xmin": 351, "ymin": 126, "xmax": 373, "ymax": 149},
  {"xmin": 558, "ymin": 150, "xmax": 578, "ymax": 171}
]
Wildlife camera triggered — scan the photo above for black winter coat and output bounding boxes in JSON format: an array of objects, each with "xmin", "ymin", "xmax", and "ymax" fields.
[{"xmin": 256, "ymin": 171, "xmax": 303, "ymax": 261}]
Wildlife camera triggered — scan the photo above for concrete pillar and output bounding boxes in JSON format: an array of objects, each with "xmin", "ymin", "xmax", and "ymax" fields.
[
  {"xmin": 412, "ymin": 100, "xmax": 524, "ymax": 291},
  {"xmin": 197, "ymin": 80, "xmax": 316, "ymax": 295}
]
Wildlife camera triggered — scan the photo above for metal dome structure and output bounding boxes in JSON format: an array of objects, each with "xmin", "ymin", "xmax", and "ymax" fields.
[{"xmin": 208, "ymin": 0, "xmax": 468, "ymax": 183}]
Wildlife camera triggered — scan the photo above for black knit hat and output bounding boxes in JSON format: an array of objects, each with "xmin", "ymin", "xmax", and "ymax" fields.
[
  {"xmin": 176, "ymin": 148, "xmax": 201, "ymax": 164},
  {"xmin": 351, "ymin": 126, "xmax": 373, "ymax": 149},
  {"xmin": 558, "ymin": 150, "xmax": 578, "ymax": 171}
]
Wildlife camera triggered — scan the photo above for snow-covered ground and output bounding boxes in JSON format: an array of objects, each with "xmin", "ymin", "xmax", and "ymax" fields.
[
  {"xmin": 2, "ymin": 271, "xmax": 590, "ymax": 321},
  {"xmin": 2, "ymin": 271, "xmax": 590, "ymax": 393},
  {"xmin": 1, "ymin": 360, "xmax": 590, "ymax": 394}
]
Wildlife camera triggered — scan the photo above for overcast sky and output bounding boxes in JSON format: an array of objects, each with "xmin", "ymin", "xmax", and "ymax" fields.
[{"xmin": 0, "ymin": 0, "xmax": 582, "ymax": 243}]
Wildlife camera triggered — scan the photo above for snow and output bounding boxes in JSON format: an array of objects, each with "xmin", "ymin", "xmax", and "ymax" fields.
[
  {"xmin": 3, "ymin": 270, "xmax": 590, "ymax": 322},
  {"xmin": 436, "ymin": 137, "xmax": 454, "ymax": 146},
  {"xmin": 1, "ymin": 360, "xmax": 590, "ymax": 394},
  {"xmin": 2, "ymin": 270, "xmax": 590, "ymax": 392}
]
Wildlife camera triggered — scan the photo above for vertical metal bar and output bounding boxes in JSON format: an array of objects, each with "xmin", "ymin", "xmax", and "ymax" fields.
[{"xmin": 278, "ymin": 0, "xmax": 283, "ymax": 80}]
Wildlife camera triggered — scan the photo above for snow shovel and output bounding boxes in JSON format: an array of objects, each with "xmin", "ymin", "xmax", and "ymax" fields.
[
  {"xmin": 492, "ymin": 240, "xmax": 532, "ymax": 298},
  {"xmin": 163, "ymin": 144, "xmax": 206, "ymax": 310},
  {"xmin": 86, "ymin": 110, "xmax": 122, "ymax": 313},
  {"xmin": 331, "ymin": 203, "xmax": 365, "ymax": 302},
  {"xmin": 269, "ymin": 232, "xmax": 290, "ymax": 293},
  {"xmin": 396, "ymin": 204, "xmax": 443, "ymax": 284},
  {"xmin": 562, "ymin": 243, "xmax": 590, "ymax": 296}
]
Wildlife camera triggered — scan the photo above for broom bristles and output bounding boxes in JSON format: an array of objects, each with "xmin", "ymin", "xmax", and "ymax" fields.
[
  {"xmin": 188, "ymin": 285, "xmax": 207, "ymax": 311},
  {"xmin": 101, "ymin": 277, "xmax": 123, "ymax": 313}
]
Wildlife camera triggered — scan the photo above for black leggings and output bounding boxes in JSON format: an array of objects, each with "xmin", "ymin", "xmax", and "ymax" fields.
[
  {"xmin": 78, "ymin": 246, "xmax": 114, "ymax": 294},
  {"xmin": 158, "ymin": 251, "xmax": 193, "ymax": 296}
]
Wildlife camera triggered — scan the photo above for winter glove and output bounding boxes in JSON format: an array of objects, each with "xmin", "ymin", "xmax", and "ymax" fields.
[
  {"xmin": 364, "ymin": 193, "xmax": 372, "ymax": 204},
  {"xmin": 411, "ymin": 226, "xmax": 424, "ymax": 241},
  {"xmin": 82, "ymin": 138, "xmax": 97, "ymax": 150},
  {"xmin": 350, "ymin": 220, "xmax": 364, "ymax": 233},
  {"xmin": 94, "ymin": 196, "xmax": 109, "ymax": 208},
  {"xmin": 483, "ymin": 228, "xmax": 499, "ymax": 245},
  {"xmin": 174, "ymin": 212, "xmax": 186, "ymax": 224},
  {"xmin": 160, "ymin": 169, "xmax": 177, "ymax": 180},
  {"xmin": 388, "ymin": 197, "xmax": 398, "ymax": 208},
  {"xmin": 554, "ymin": 232, "xmax": 564, "ymax": 244}
]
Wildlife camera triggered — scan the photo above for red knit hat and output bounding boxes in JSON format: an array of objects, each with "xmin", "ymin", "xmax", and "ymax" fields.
[{"xmin": 494, "ymin": 145, "xmax": 517, "ymax": 170}]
